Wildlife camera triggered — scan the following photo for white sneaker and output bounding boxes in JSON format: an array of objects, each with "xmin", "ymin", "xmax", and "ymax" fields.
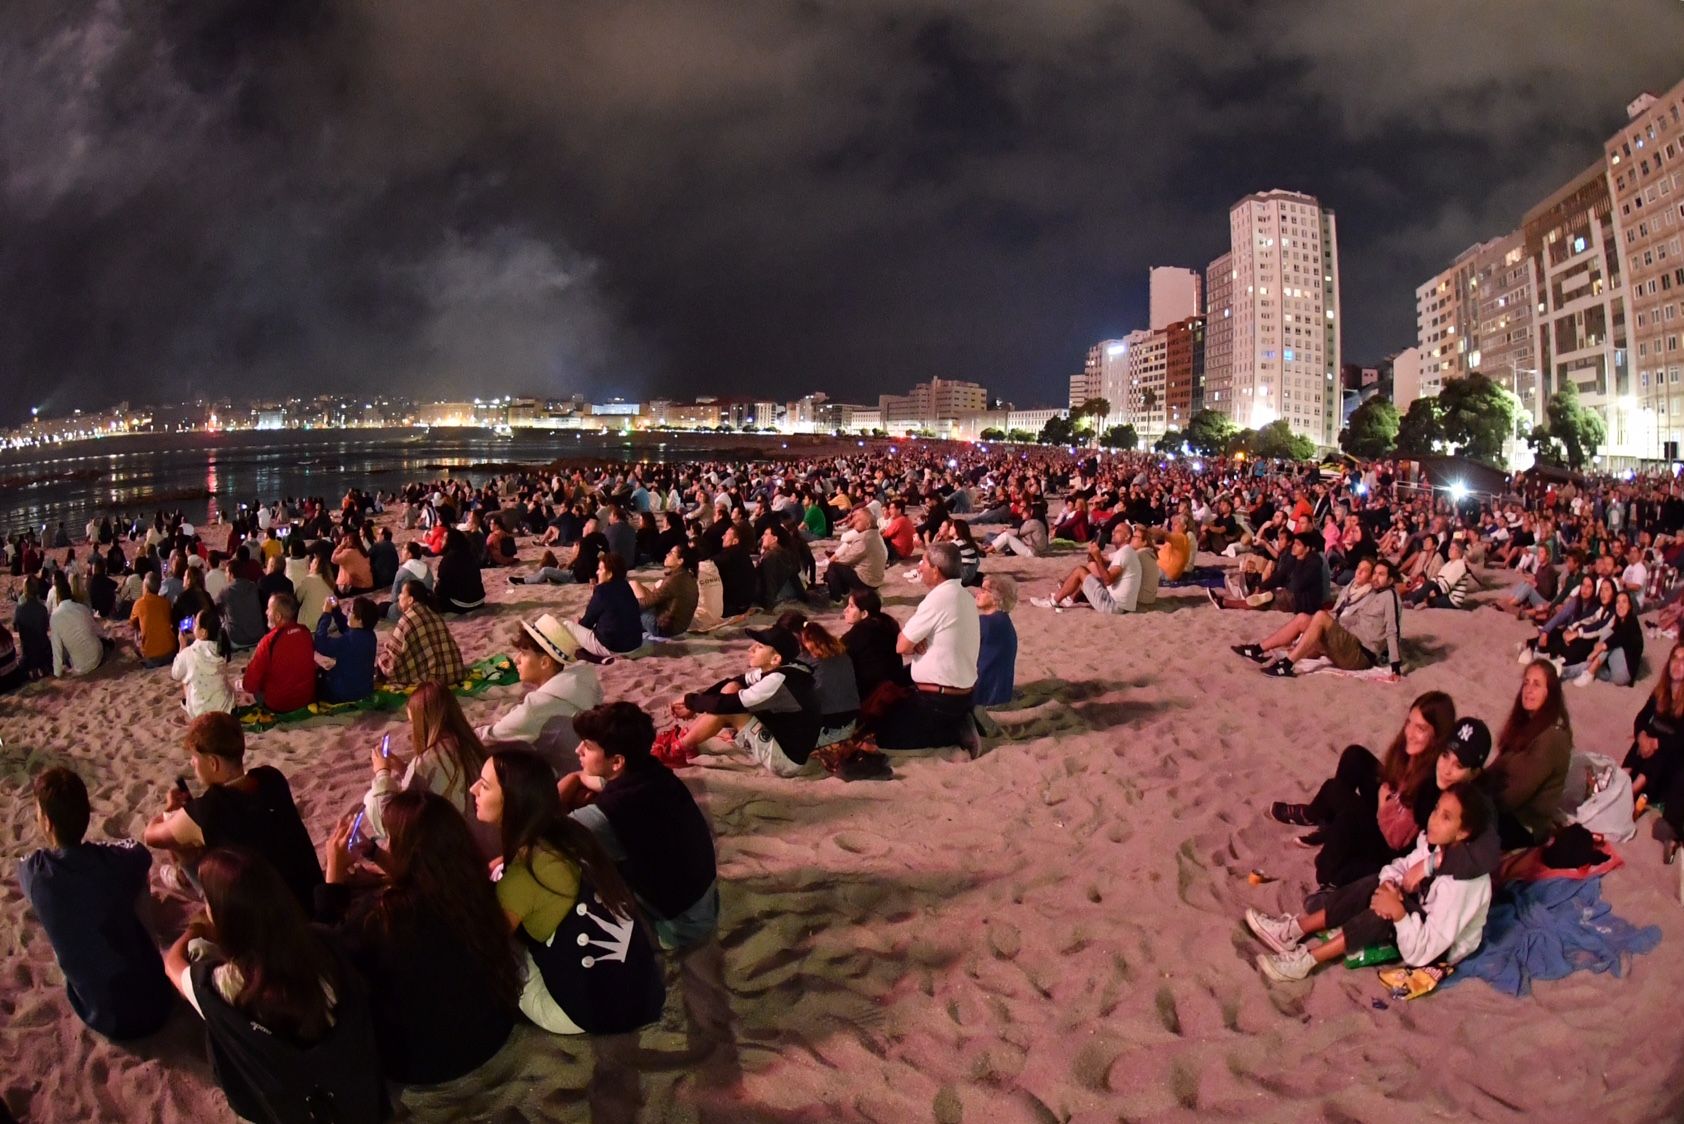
[
  {"xmin": 1030, "ymin": 596, "xmax": 1057, "ymax": 609},
  {"xmin": 1517, "ymin": 647, "xmax": 1536, "ymax": 665},
  {"xmin": 1256, "ymin": 946, "xmax": 1316, "ymax": 983},
  {"xmin": 1573, "ymin": 671, "xmax": 1594, "ymax": 688},
  {"xmin": 1245, "ymin": 908, "xmax": 1303, "ymax": 954},
  {"xmin": 1056, "ymin": 597, "xmax": 1076, "ymax": 609}
]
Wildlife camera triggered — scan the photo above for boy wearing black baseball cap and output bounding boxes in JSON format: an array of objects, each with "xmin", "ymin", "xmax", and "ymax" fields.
[{"xmin": 667, "ymin": 626, "xmax": 820, "ymax": 776}]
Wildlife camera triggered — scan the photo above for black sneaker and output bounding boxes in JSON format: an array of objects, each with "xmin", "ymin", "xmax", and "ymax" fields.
[
  {"xmin": 1206, "ymin": 588, "xmax": 1224, "ymax": 609},
  {"xmin": 1231, "ymin": 643, "xmax": 1267, "ymax": 663},
  {"xmin": 1292, "ymin": 830, "xmax": 1325, "ymax": 849},
  {"xmin": 507, "ymin": 575, "xmax": 524, "ymax": 585},
  {"xmin": 1263, "ymin": 658, "xmax": 1296, "ymax": 678},
  {"xmin": 1269, "ymin": 802, "xmax": 1317, "ymax": 827}
]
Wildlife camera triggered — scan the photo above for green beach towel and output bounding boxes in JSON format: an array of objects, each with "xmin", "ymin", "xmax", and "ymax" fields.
[{"xmin": 235, "ymin": 654, "xmax": 519, "ymax": 731}]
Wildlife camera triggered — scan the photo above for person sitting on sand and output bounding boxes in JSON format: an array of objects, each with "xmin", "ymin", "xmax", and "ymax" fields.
[
  {"xmin": 476, "ymin": 614, "xmax": 604, "ymax": 771},
  {"xmin": 631, "ymin": 543, "xmax": 699, "ymax": 638},
  {"xmin": 48, "ymin": 587, "xmax": 107, "ymax": 678},
  {"xmin": 1031, "ymin": 521, "xmax": 1140, "ymax": 613},
  {"xmin": 880, "ymin": 499, "xmax": 917, "ymax": 562},
  {"xmin": 1230, "ymin": 558, "xmax": 1373, "ymax": 666},
  {"xmin": 164, "ymin": 848, "xmax": 386, "ymax": 1124},
  {"xmin": 564, "ymin": 552, "xmax": 646, "ymax": 660},
  {"xmin": 19, "ymin": 766, "xmax": 175, "ymax": 1041},
  {"xmin": 1625, "ymin": 642, "xmax": 1684, "ymax": 811},
  {"xmin": 669, "ymin": 625, "xmax": 820, "ymax": 775},
  {"xmin": 367, "ymin": 526, "xmax": 400, "ymax": 591},
  {"xmin": 385, "ymin": 541, "xmax": 433, "ymax": 620},
  {"xmin": 1562, "ymin": 589, "xmax": 1642, "ymax": 687},
  {"xmin": 1488, "ymin": 660, "xmax": 1574, "ymax": 849},
  {"xmin": 378, "ymin": 580, "xmax": 466, "ymax": 688},
  {"xmin": 1248, "ymin": 781, "xmax": 1497, "ymax": 983},
  {"xmin": 1256, "ymin": 559, "xmax": 1403, "ymax": 679},
  {"xmin": 242, "ymin": 592, "xmax": 317, "ymax": 713},
  {"xmin": 434, "ymin": 528, "xmax": 486, "ymax": 614},
  {"xmin": 143, "ymin": 713, "xmax": 324, "ymax": 909},
  {"xmin": 312, "ymin": 594, "xmax": 379, "ymax": 703},
  {"xmin": 512, "ymin": 517, "xmax": 607, "ymax": 585},
  {"xmin": 172, "ymin": 609, "xmax": 234, "ymax": 718},
  {"xmin": 472, "ymin": 748, "xmax": 665, "ymax": 1035},
  {"xmin": 290, "ymin": 549, "xmax": 334, "ymax": 631},
  {"xmin": 317, "ymin": 790, "xmax": 520, "ymax": 1088},
  {"xmin": 15, "ymin": 576, "xmax": 53, "ymax": 680},
  {"xmin": 361, "ymin": 682, "xmax": 495, "ymax": 853},
  {"xmin": 792, "ymin": 618, "xmax": 860, "ymax": 748},
  {"xmin": 973, "ymin": 573, "xmax": 1019, "ymax": 708},
  {"xmin": 256, "ymin": 553, "xmax": 293, "ymax": 613},
  {"xmin": 841, "ymin": 587, "xmax": 906, "ymax": 705},
  {"xmin": 823, "ymin": 507, "xmax": 888, "ymax": 602},
  {"xmin": 755, "ymin": 523, "xmax": 806, "ymax": 610},
  {"xmin": 983, "ymin": 500, "xmax": 1049, "ymax": 558},
  {"xmin": 711, "ymin": 524, "xmax": 757, "ymax": 618},
  {"xmin": 331, "ymin": 529, "xmax": 375, "ymax": 595},
  {"xmin": 1267, "ymin": 692, "xmax": 1458, "ymax": 887},
  {"xmin": 872, "ymin": 543, "xmax": 981, "ymax": 754},
  {"xmin": 1497, "ymin": 543, "xmax": 1558, "ymax": 616},
  {"xmin": 128, "ymin": 571, "xmax": 177, "ymax": 669},
  {"xmin": 1210, "ymin": 530, "xmax": 1327, "ymax": 613},
  {"xmin": 216, "ymin": 556, "xmax": 267, "ymax": 651},
  {"xmin": 559, "ymin": 702, "xmax": 721, "ymax": 951}
]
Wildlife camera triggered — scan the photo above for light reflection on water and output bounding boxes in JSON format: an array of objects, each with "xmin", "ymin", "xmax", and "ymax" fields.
[{"xmin": 0, "ymin": 429, "xmax": 738, "ymax": 537}]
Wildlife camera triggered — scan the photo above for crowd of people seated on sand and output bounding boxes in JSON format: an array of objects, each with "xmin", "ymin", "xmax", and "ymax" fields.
[{"xmin": 14, "ymin": 442, "xmax": 1684, "ymax": 1116}]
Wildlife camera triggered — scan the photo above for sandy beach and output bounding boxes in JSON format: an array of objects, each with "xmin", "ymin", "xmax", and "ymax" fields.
[{"xmin": 3, "ymin": 521, "xmax": 1682, "ymax": 1123}]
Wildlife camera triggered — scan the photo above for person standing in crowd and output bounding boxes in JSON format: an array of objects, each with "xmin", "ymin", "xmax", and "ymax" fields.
[{"xmin": 19, "ymin": 767, "xmax": 175, "ymax": 1040}]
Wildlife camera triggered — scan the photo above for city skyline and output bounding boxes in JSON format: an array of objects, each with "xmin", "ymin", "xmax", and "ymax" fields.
[{"xmin": 3, "ymin": 4, "xmax": 1683, "ymax": 429}]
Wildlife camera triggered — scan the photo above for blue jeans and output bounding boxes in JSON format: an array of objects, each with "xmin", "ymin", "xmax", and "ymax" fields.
[
  {"xmin": 640, "ymin": 608, "xmax": 659, "ymax": 637},
  {"xmin": 528, "ymin": 567, "xmax": 574, "ymax": 585},
  {"xmin": 1508, "ymin": 583, "xmax": 1547, "ymax": 608}
]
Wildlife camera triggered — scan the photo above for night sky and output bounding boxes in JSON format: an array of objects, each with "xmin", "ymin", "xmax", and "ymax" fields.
[{"xmin": 3, "ymin": 1, "xmax": 1682, "ymax": 426}]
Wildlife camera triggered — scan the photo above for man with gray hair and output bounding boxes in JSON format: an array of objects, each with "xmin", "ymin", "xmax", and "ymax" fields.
[
  {"xmin": 872, "ymin": 541, "xmax": 983, "ymax": 755},
  {"xmin": 824, "ymin": 506, "xmax": 888, "ymax": 602}
]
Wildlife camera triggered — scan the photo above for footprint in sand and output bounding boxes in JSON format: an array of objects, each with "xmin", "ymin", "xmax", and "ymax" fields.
[{"xmin": 831, "ymin": 831, "xmax": 887, "ymax": 857}]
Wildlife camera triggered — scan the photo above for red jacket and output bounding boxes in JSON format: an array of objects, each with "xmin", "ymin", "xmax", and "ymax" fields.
[{"xmin": 243, "ymin": 622, "xmax": 317, "ymax": 713}]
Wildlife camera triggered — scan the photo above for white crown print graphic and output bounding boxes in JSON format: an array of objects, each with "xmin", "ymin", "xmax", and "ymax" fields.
[{"xmin": 569, "ymin": 896, "xmax": 635, "ymax": 968}]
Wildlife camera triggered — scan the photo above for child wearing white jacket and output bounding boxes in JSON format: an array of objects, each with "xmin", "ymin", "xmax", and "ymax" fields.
[
  {"xmin": 169, "ymin": 609, "xmax": 235, "ymax": 718},
  {"xmin": 1247, "ymin": 778, "xmax": 1497, "ymax": 983}
]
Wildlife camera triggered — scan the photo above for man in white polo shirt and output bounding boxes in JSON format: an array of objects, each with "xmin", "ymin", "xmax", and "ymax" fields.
[{"xmin": 874, "ymin": 542, "xmax": 982, "ymax": 755}]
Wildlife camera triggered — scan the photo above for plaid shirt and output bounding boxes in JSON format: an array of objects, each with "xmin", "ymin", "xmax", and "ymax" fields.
[{"xmin": 379, "ymin": 603, "xmax": 465, "ymax": 686}]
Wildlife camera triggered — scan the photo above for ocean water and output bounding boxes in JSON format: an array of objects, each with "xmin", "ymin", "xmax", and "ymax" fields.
[{"xmin": 0, "ymin": 427, "xmax": 804, "ymax": 539}]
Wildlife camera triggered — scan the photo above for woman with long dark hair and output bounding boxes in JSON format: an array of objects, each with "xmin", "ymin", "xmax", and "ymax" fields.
[
  {"xmin": 1489, "ymin": 659, "xmax": 1574, "ymax": 848},
  {"xmin": 319, "ymin": 791, "xmax": 520, "ymax": 1086},
  {"xmin": 435, "ymin": 528, "xmax": 487, "ymax": 614},
  {"xmin": 361, "ymin": 683, "xmax": 494, "ymax": 855},
  {"xmin": 165, "ymin": 848, "xmax": 386, "ymax": 1123},
  {"xmin": 472, "ymin": 747, "xmax": 664, "ymax": 1035},
  {"xmin": 1270, "ymin": 691, "xmax": 1457, "ymax": 887}
]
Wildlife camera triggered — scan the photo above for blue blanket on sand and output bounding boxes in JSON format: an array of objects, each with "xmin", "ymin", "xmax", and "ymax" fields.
[{"xmin": 1448, "ymin": 877, "xmax": 1661, "ymax": 997}]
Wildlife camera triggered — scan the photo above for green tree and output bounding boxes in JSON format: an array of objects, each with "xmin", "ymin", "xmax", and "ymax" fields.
[
  {"xmin": 979, "ymin": 427, "xmax": 1006, "ymax": 440},
  {"xmin": 1100, "ymin": 423, "xmax": 1139, "ymax": 450},
  {"xmin": 1038, "ymin": 414, "xmax": 1075, "ymax": 444},
  {"xmin": 1436, "ymin": 372, "xmax": 1520, "ymax": 466},
  {"xmin": 1340, "ymin": 397, "xmax": 1400, "ymax": 459},
  {"xmin": 1225, "ymin": 428, "xmax": 1258, "ymax": 457},
  {"xmin": 1153, "ymin": 428, "xmax": 1184, "ymax": 454},
  {"xmin": 1255, "ymin": 419, "xmax": 1316, "ymax": 460},
  {"xmin": 1007, "ymin": 428, "xmax": 1034, "ymax": 442},
  {"xmin": 1394, "ymin": 398, "xmax": 1444, "ymax": 459},
  {"xmin": 1543, "ymin": 381, "xmax": 1607, "ymax": 470},
  {"xmin": 1075, "ymin": 397, "xmax": 1111, "ymax": 422},
  {"xmin": 1186, "ymin": 409, "xmax": 1237, "ymax": 456}
]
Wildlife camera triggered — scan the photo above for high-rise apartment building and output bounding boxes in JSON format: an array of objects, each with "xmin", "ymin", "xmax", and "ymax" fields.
[
  {"xmin": 1610, "ymin": 78, "xmax": 1684, "ymax": 459},
  {"xmin": 1415, "ymin": 231, "xmax": 1537, "ymax": 416},
  {"xmin": 1523, "ymin": 161, "xmax": 1631, "ymax": 455},
  {"xmin": 1071, "ymin": 347, "xmax": 1104, "ymax": 411},
  {"xmin": 1149, "ymin": 267, "xmax": 1202, "ymax": 331},
  {"xmin": 1095, "ymin": 339, "xmax": 1131, "ymax": 427},
  {"xmin": 1203, "ymin": 252, "xmax": 1234, "ymax": 416},
  {"xmin": 1163, "ymin": 316, "xmax": 1206, "ymax": 429},
  {"xmin": 1121, "ymin": 328, "xmax": 1169, "ymax": 435},
  {"xmin": 1226, "ymin": 191, "xmax": 1341, "ymax": 444}
]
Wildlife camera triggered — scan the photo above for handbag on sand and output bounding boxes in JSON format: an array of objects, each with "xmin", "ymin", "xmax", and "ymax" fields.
[{"xmin": 812, "ymin": 735, "xmax": 894, "ymax": 781}]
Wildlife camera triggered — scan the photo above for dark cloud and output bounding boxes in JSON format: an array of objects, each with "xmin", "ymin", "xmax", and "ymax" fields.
[{"xmin": 2, "ymin": 0, "xmax": 1681, "ymax": 424}]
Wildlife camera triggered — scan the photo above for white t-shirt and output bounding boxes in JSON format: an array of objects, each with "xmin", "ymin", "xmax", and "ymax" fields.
[
  {"xmin": 901, "ymin": 579, "xmax": 979, "ymax": 689},
  {"xmin": 1622, "ymin": 561, "xmax": 1649, "ymax": 593},
  {"xmin": 1107, "ymin": 545, "xmax": 1143, "ymax": 612}
]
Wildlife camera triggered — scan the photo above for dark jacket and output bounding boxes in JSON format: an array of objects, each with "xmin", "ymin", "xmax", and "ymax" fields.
[{"xmin": 581, "ymin": 579, "xmax": 644, "ymax": 653}]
